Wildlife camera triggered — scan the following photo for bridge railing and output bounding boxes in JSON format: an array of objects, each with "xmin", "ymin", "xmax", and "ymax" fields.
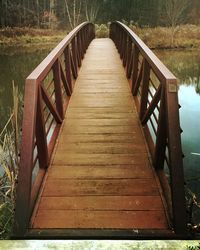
[
  {"xmin": 110, "ymin": 21, "xmax": 187, "ymax": 235},
  {"xmin": 14, "ymin": 22, "xmax": 95, "ymax": 236}
]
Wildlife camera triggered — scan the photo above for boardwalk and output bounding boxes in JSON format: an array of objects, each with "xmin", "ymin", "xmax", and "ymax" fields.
[{"xmin": 31, "ymin": 39, "xmax": 168, "ymax": 230}]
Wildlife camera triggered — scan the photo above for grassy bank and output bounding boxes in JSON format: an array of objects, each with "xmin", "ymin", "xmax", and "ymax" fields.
[
  {"xmin": 131, "ymin": 24, "xmax": 200, "ymax": 50},
  {"xmin": 0, "ymin": 83, "xmax": 19, "ymax": 239},
  {"xmin": 0, "ymin": 24, "xmax": 200, "ymax": 50},
  {"xmin": 0, "ymin": 27, "xmax": 66, "ymax": 52}
]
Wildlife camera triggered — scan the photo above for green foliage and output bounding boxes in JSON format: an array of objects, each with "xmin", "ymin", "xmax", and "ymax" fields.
[
  {"xmin": 187, "ymin": 245, "xmax": 200, "ymax": 250},
  {"xmin": 95, "ymin": 24, "xmax": 109, "ymax": 38}
]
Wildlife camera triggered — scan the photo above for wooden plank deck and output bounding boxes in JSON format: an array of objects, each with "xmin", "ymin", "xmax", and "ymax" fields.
[{"xmin": 31, "ymin": 38, "xmax": 169, "ymax": 230}]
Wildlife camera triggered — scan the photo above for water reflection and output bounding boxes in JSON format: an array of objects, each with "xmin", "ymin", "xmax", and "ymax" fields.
[
  {"xmin": 0, "ymin": 48, "xmax": 50, "ymax": 130},
  {"xmin": 156, "ymin": 50, "xmax": 200, "ymax": 219}
]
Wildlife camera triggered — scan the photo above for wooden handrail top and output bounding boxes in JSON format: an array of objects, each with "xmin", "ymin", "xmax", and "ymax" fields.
[
  {"xmin": 27, "ymin": 22, "xmax": 92, "ymax": 82},
  {"xmin": 114, "ymin": 21, "xmax": 176, "ymax": 82}
]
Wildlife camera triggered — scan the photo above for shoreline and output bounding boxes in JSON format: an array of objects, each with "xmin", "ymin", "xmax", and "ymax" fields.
[{"xmin": 1, "ymin": 24, "xmax": 200, "ymax": 55}]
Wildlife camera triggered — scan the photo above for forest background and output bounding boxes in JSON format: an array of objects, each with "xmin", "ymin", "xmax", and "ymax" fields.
[{"xmin": 0, "ymin": 0, "xmax": 200, "ymax": 49}]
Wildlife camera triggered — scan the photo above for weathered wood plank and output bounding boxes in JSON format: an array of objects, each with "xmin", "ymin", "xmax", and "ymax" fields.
[
  {"xmin": 74, "ymin": 88, "xmax": 129, "ymax": 93},
  {"xmin": 66, "ymin": 107, "xmax": 136, "ymax": 113},
  {"xmin": 53, "ymin": 153, "xmax": 149, "ymax": 166},
  {"xmin": 58, "ymin": 134, "xmax": 144, "ymax": 144},
  {"xmin": 69, "ymin": 99, "xmax": 133, "ymax": 108},
  {"xmin": 43, "ymin": 179, "xmax": 159, "ymax": 196},
  {"xmin": 64, "ymin": 118, "xmax": 137, "ymax": 126},
  {"xmin": 55, "ymin": 142, "xmax": 147, "ymax": 154},
  {"xmin": 61, "ymin": 125, "xmax": 142, "ymax": 134},
  {"xmin": 38, "ymin": 196, "xmax": 163, "ymax": 211},
  {"xmin": 66, "ymin": 113, "xmax": 135, "ymax": 119},
  {"xmin": 33, "ymin": 210, "xmax": 167, "ymax": 229},
  {"xmin": 48, "ymin": 165, "xmax": 153, "ymax": 179}
]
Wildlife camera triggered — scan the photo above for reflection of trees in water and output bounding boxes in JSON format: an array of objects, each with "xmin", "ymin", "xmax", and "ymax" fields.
[
  {"xmin": 0, "ymin": 50, "xmax": 48, "ymax": 130},
  {"xmin": 195, "ymin": 78, "xmax": 200, "ymax": 94},
  {"xmin": 156, "ymin": 50, "xmax": 200, "ymax": 94},
  {"xmin": 181, "ymin": 76, "xmax": 200, "ymax": 95}
]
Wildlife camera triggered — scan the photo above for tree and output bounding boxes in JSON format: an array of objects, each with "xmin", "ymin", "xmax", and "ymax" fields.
[
  {"xmin": 85, "ymin": 0, "xmax": 100, "ymax": 23},
  {"xmin": 164, "ymin": 0, "xmax": 189, "ymax": 46},
  {"xmin": 64, "ymin": 0, "xmax": 82, "ymax": 29}
]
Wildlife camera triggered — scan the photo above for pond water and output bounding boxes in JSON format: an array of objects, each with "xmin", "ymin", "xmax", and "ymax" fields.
[
  {"xmin": 0, "ymin": 46, "xmax": 200, "ymax": 219},
  {"xmin": 0, "ymin": 48, "xmax": 51, "ymax": 130},
  {"xmin": 155, "ymin": 50, "xmax": 200, "ymax": 198}
]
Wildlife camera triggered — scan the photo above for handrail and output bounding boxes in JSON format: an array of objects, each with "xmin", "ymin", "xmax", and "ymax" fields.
[
  {"xmin": 110, "ymin": 21, "xmax": 187, "ymax": 235},
  {"xmin": 14, "ymin": 22, "xmax": 95, "ymax": 237}
]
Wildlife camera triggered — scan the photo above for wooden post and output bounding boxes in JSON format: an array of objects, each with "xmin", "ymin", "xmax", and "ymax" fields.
[
  {"xmin": 165, "ymin": 79, "xmax": 187, "ymax": 235},
  {"xmin": 139, "ymin": 59, "xmax": 150, "ymax": 120},
  {"xmin": 53, "ymin": 60, "xmax": 64, "ymax": 120},
  {"xmin": 14, "ymin": 79, "xmax": 38, "ymax": 237}
]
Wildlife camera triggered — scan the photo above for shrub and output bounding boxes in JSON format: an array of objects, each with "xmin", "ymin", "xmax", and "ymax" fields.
[{"xmin": 95, "ymin": 24, "xmax": 109, "ymax": 38}]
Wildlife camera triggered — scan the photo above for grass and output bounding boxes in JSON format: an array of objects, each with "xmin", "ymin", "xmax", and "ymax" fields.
[
  {"xmin": 0, "ymin": 82, "xmax": 19, "ymax": 239},
  {"xmin": 0, "ymin": 27, "xmax": 66, "ymax": 50},
  {"xmin": 1, "ymin": 24, "xmax": 200, "ymax": 50},
  {"xmin": 130, "ymin": 24, "xmax": 200, "ymax": 49}
]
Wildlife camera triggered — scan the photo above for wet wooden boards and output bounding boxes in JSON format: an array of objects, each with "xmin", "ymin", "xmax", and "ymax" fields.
[{"xmin": 31, "ymin": 39, "xmax": 169, "ymax": 230}]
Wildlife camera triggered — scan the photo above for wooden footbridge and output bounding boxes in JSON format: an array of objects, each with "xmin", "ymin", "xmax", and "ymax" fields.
[{"xmin": 14, "ymin": 22, "xmax": 188, "ymax": 239}]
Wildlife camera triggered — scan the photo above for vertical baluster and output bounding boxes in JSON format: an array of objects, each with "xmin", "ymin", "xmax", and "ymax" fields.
[
  {"xmin": 126, "ymin": 39, "xmax": 133, "ymax": 79},
  {"xmin": 81, "ymin": 28, "xmax": 85, "ymax": 54},
  {"xmin": 139, "ymin": 59, "xmax": 151, "ymax": 120},
  {"xmin": 131, "ymin": 45, "xmax": 139, "ymax": 94},
  {"xmin": 84, "ymin": 27, "xmax": 87, "ymax": 53},
  {"xmin": 36, "ymin": 86, "xmax": 49, "ymax": 169},
  {"xmin": 153, "ymin": 84, "xmax": 166, "ymax": 169},
  {"xmin": 123, "ymin": 34, "xmax": 128, "ymax": 67},
  {"xmin": 72, "ymin": 37, "xmax": 78, "ymax": 78},
  {"xmin": 120, "ymin": 31, "xmax": 124, "ymax": 59},
  {"xmin": 118, "ymin": 28, "xmax": 122, "ymax": 53},
  {"xmin": 85, "ymin": 26, "xmax": 89, "ymax": 49},
  {"xmin": 64, "ymin": 46, "xmax": 72, "ymax": 92},
  {"xmin": 79, "ymin": 30, "xmax": 84, "ymax": 60},
  {"xmin": 53, "ymin": 59, "xmax": 64, "ymax": 120},
  {"xmin": 76, "ymin": 34, "xmax": 81, "ymax": 67},
  {"xmin": 116, "ymin": 26, "xmax": 121, "ymax": 52}
]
